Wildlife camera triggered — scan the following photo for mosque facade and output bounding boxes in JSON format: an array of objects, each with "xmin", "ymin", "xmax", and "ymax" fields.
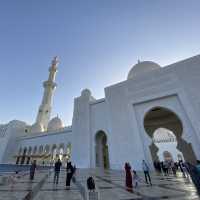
[{"xmin": 1, "ymin": 55, "xmax": 200, "ymax": 170}]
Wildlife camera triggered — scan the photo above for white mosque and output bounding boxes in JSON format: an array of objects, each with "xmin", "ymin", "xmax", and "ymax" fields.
[{"xmin": 1, "ymin": 55, "xmax": 200, "ymax": 170}]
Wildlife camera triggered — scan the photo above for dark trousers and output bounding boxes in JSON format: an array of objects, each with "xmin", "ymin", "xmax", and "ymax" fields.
[
  {"xmin": 30, "ymin": 171, "xmax": 35, "ymax": 180},
  {"xmin": 66, "ymin": 173, "xmax": 73, "ymax": 186},
  {"xmin": 54, "ymin": 171, "xmax": 60, "ymax": 184},
  {"xmin": 144, "ymin": 171, "xmax": 151, "ymax": 184}
]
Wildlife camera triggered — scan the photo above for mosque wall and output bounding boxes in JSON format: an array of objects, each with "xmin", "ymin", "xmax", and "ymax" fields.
[
  {"xmin": 129, "ymin": 56, "xmax": 200, "ymax": 162},
  {"xmin": 1, "ymin": 55, "xmax": 200, "ymax": 170},
  {"xmin": 0, "ymin": 121, "xmax": 26, "ymax": 163},
  {"xmin": 171, "ymin": 55, "xmax": 200, "ymax": 144},
  {"xmin": 0, "ymin": 124, "xmax": 10, "ymax": 163},
  {"xmin": 71, "ymin": 90, "xmax": 91, "ymax": 168},
  {"xmin": 102, "ymin": 55, "xmax": 200, "ymax": 169},
  {"xmin": 89, "ymin": 99, "xmax": 110, "ymax": 168},
  {"xmin": 12, "ymin": 129, "xmax": 73, "ymax": 165},
  {"xmin": 0, "ymin": 124, "xmax": 11, "ymax": 163},
  {"xmin": 102, "ymin": 70, "xmax": 179, "ymax": 169},
  {"xmin": 104, "ymin": 83, "xmax": 146, "ymax": 170},
  {"xmin": 18, "ymin": 130, "xmax": 72, "ymax": 151},
  {"xmin": 134, "ymin": 94, "xmax": 200, "ymax": 164}
]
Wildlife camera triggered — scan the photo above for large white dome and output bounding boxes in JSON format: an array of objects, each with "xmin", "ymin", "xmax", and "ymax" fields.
[
  {"xmin": 47, "ymin": 116, "xmax": 64, "ymax": 131},
  {"xmin": 31, "ymin": 122, "xmax": 44, "ymax": 133},
  {"xmin": 127, "ymin": 61, "xmax": 161, "ymax": 79}
]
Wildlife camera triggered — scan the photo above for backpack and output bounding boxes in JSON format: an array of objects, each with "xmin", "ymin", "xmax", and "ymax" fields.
[{"xmin": 87, "ymin": 177, "xmax": 95, "ymax": 190}]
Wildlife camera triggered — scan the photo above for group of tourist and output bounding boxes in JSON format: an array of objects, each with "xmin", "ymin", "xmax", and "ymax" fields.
[
  {"xmin": 29, "ymin": 159, "xmax": 76, "ymax": 189},
  {"xmin": 124, "ymin": 160, "xmax": 152, "ymax": 192},
  {"xmin": 53, "ymin": 159, "xmax": 76, "ymax": 189},
  {"xmin": 153, "ymin": 159, "xmax": 189, "ymax": 177},
  {"xmin": 124, "ymin": 159, "xmax": 199, "ymax": 193},
  {"xmin": 28, "ymin": 158, "xmax": 200, "ymax": 193}
]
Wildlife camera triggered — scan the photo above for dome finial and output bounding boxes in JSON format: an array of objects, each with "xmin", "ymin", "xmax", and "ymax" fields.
[{"xmin": 127, "ymin": 61, "xmax": 161, "ymax": 80}]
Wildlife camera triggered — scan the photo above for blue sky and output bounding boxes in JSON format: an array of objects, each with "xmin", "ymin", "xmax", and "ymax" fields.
[{"xmin": 0, "ymin": 0, "xmax": 200, "ymax": 125}]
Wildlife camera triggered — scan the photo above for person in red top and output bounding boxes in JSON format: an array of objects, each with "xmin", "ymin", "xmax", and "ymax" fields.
[{"xmin": 124, "ymin": 162, "xmax": 133, "ymax": 192}]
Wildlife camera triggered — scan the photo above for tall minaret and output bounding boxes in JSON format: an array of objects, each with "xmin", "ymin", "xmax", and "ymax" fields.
[{"xmin": 35, "ymin": 56, "xmax": 59, "ymax": 130}]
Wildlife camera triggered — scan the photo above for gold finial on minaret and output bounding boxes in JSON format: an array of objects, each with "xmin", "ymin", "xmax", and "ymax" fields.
[{"xmin": 51, "ymin": 56, "xmax": 59, "ymax": 68}]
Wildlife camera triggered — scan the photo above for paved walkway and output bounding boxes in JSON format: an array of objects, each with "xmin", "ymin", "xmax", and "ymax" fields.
[
  {"xmin": 75, "ymin": 169, "xmax": 200, "ymax": 200},
  {"xmin": 0, "ymin": 169, "xmax": 200, "ymax": 199},
  {"xmin": 0, "ymin": 170, "xmax": 49, "ymax": 200},
  {"xmin": 34, "ymin": 171, "xmax": 82, "ymax": 200}
]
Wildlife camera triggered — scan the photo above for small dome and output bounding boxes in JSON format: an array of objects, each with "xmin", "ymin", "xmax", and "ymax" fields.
[
  {"xmin": 31, "ymin": 122, "xmax": 44, "ymax": 133},
  {"xmin": 47, "ymin": 116, "xmax": 64, "ymax": 131},
  {"xmin": 127, "ymin": 61, "xmax": 161, "ymax": 79},
  {"xmin": 81, "ymin": 88, "xmax": 91, "ymax": 97}
]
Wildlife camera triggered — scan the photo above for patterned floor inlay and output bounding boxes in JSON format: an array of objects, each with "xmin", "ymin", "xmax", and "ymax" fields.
[{"xmin": 0, "ymin": 169, "xmax": 200, "ymax": 199}]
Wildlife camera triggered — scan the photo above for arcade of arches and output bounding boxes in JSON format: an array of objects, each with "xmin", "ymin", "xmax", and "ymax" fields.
[
  {"xmin": 144, "ymin": 107, "xmax": 197, "ymax": 165},
  {"xmin": 95, "ymin": 131, "xmax": 110, "ymax": 169},
  {"xmin": 15, "ymin": 107, "xmax": 197, "ymax": 168},
  {"xmin": 15, "ymin": 143, "xmax": 71, "ymax": 166}
]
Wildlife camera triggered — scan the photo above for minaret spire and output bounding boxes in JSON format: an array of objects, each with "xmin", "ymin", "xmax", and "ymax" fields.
[{"xmin": 35, "ymin": 56, "xmax": 59, "ymax": 131}]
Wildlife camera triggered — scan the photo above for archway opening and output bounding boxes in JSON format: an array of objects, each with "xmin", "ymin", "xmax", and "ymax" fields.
[
  {"xmin": 43, "ymin": 145, "xmax": 50, "ymax": 165},
  {"xmin": 152, "ymin": 128, "xmax": 184, "ymax": 163},
  {"xmin": 95, "ymin": 131, "xmax": 109, "ymax": 169},
  {"xmin": 51, "ymin": 145, "xmax": 57, "ymax": 164},
  {"xmin": 38, "ymin": 145, "xmax": 43, "ymax": 155},
  {"xmin": 26, "ymin": 147, "xmax": 32, "ymax": 164},
  {"xmin": 144, "ymin": 107, "xmax": 197, "ymax": 165},
  {"xmin": 31, "ymin": 146, "xmax": 38, "ymax": 163},
  {"xmin": 20, "ymin": 147, "xmax": 27, "ymax": 164},
  {"xmin": 66, "ymin": 143, "xmax": 71, "ymax": 161},
  {"xmin": 58, "ymin": 144, "xmax": 64, "ymax": 161},
  {"xmin": 33, "ymin": 146, "xmax": 37, "ymax": 155},
  {"xmin": 16, "ymin": 147, "xmax": 22, "ymax": 164}
]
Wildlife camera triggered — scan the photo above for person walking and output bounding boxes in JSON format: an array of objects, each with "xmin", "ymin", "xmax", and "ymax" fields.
[
  {"xmin": 124, "ymin": 162, "xmax": 133, "ymax": 192},
  {"xmin": 188, "ymin": 161, "xmax": 200, "ymax": 193},
  {"xmin": 132, "ymin": 170, "xmax": 143, "ymax": 188},
  {"xmin": 66, "ymin": 161, "xmax": 74, "ymax": 189},
  {"xmin": 142, "ymin": 160, "xmax": 152, "ymax": 185},
  {"xmin": 72, "ymin": 164, "xmax": 77, "ymax": 182},
  {"xmin": 30, "ymin": 160, "xmax": 37, "ymax": 180},
  {"xmin": 179, "ymin": 160, "xmax": 184, "ymax": 175},
  {"xmin": 196, "ymin": 160, "xmax": 200, "ymax": 174},
  {"xmin": 171, "ymin": 161, "xmax": 177, "ymax": 176},
  {"xmin": 163, "ymin": 160, "xmax": 169, "ymax": 176},
  {"xmin": 180, "ymin": 161, "xmax": 190, "ymax": 178},
  {"xmin": 54, "ymin": 159, "xmax": 62, "ymax": 184}
]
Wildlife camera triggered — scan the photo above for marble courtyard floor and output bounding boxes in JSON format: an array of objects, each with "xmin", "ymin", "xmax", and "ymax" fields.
[
  {"xmin": 0, "ymin": 170, "xmax": 49, "ymax": 200},
  {"xmin": 0, "ymin": 168, "xmax": 200, "ymax": 200}
]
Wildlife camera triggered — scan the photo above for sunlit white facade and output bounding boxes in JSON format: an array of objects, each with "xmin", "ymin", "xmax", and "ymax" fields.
[{"xmin": 1, "ymin": 55, "xmax": 200, "ymax": 170}]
